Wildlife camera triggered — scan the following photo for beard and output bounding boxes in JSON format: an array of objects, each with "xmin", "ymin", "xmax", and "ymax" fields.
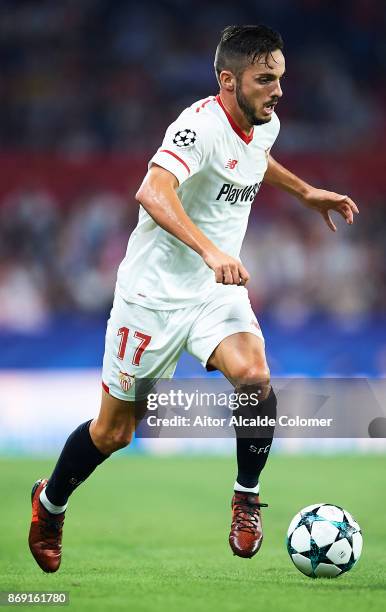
[{"xmin": 235, "ymin": 80, "xmax": 271, "ymax": 126}]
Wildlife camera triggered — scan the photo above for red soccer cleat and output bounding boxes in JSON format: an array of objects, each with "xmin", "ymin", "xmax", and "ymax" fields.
[
  {"xmin": 28, "ymin": 479, "xmax": 65, "ymax": 573},
  {"xmin": 229, "ymin": 492, "xmax": 268, "ymax": 558}
]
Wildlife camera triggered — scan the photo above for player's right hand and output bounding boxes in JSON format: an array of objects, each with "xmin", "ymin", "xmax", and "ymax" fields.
[{"xmin": 202, "ymin": 248, "xmax": 250, "ymax": 286}]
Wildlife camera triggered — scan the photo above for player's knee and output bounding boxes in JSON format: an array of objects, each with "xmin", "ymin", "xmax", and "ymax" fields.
[
  {"xmin": 92, "ymin": 425, "xmax": 134, "ymax": 454},
  {"xmin": 109, "ymin": 430, "xmax": 134, "ymax": 451},
  {"xmin": 234, "ymin": 362, "xmax": 271, "ymax": 386},
  {"xmin": 234, "ymin": 363, "xmax": 271, "ymax": 401}
]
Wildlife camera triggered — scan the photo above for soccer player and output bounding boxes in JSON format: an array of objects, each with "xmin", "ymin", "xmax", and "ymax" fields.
[{"xmin": 29, "ymin": 25, "xmax": 358, "ymax": 572}]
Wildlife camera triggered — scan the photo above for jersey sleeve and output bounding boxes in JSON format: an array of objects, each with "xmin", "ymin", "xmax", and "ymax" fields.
[{"xmin": 149, "ymin": 115, "xmax": 213, "ymax": 186}]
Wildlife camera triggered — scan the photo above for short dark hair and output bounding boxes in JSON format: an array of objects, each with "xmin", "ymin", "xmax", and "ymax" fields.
[{"xmin": 214, "ymin": 25, "xmax": 284, "ymax": 83}]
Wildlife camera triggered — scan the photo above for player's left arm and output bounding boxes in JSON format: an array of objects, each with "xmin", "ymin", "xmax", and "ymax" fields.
[{"xmin": 264, "ymin": 154, "xmax": 359, "ymax": 232}]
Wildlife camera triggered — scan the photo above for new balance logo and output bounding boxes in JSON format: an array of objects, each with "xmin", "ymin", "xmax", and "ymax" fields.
[{"xmin": 225, "ymin": 159, "xmax": 238, "ymax": 169}]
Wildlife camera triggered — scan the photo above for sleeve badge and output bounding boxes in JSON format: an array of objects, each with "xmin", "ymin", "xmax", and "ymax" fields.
[{"xmin": 173, "ymin": 129, "xmax": 197, "ymax": 147}]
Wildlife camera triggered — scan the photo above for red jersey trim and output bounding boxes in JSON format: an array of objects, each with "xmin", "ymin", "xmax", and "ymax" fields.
[
  {"xmin": 196, "ymin": 97, "xmax": 214, "ymax": 113},
  {"xmin": 159, "ymin": 149, "xmax": 190, "ymax": 175},
  {"xmin": 215, "ymin": 95, "xmax": 254, "ymax": 145},
  {"xmin": 102, "ymin": 381, "xmax": 110, "ymax": 394}
]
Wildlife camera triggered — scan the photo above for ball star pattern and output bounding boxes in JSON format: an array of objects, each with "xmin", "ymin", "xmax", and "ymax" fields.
[{"xmin": 173, "ymin": 129, "xmax": 197, "ymax": 147}]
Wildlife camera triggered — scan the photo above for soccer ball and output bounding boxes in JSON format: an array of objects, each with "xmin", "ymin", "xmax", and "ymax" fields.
[{"xmin": 287, "ymin": 503, "xmax": 362, "ymax": 578}]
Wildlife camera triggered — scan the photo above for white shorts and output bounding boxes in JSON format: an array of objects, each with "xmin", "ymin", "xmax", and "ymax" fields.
[{"xmin": 101, "ymin": 286, "xmax": 264, "ymax": 401}]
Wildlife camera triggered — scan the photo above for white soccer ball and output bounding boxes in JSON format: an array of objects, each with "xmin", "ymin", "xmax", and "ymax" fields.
[{"xmin": 287, "ymin": 503, "xmax": 362, "ymax": 578}]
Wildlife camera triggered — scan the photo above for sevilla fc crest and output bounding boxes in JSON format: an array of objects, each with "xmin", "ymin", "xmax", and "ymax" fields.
[{"xmin": 119, "ymin": 371, "xmax": 135, "ymax": 392}]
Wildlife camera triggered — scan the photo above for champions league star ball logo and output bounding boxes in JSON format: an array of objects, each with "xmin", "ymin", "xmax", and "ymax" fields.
[{"xmin": 173, "ymin": 129, "xmax": 197, "ymax": 147}]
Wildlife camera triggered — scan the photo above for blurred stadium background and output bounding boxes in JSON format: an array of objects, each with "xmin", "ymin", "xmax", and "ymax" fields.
[{"xmin": 0, "ymin": 0, "xmax": 385, "ymax": 455}]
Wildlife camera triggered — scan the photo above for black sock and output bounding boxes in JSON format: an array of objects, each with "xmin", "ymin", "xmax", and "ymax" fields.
[
  {"xmin": 45, "ymin": 419, "xmax": 108, "ymax": 507},
  {"xmin": 233, "ymin": 387, "xmax": 277, "ymax": 489}
]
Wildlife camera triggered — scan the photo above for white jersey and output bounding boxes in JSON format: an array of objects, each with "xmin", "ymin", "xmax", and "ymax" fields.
[{"xmin": 116, "ymin": 95, "xmax": 280, "ymax": 310}]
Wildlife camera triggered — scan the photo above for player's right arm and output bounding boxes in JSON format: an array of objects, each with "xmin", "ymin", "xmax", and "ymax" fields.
[{"xmin": 135, "ymin": 165, "xmax": 249, "ymax": 286}]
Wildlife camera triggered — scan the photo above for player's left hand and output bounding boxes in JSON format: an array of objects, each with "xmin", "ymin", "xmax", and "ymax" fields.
[{"xmin": 299, "ymin": 187, "xmax": 359, "ymax": 232}]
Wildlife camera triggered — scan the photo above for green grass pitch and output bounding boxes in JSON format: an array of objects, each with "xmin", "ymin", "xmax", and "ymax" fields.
[{"xmin": 0, "ymin": 454, "xmax": 385, "ymax": 611}]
